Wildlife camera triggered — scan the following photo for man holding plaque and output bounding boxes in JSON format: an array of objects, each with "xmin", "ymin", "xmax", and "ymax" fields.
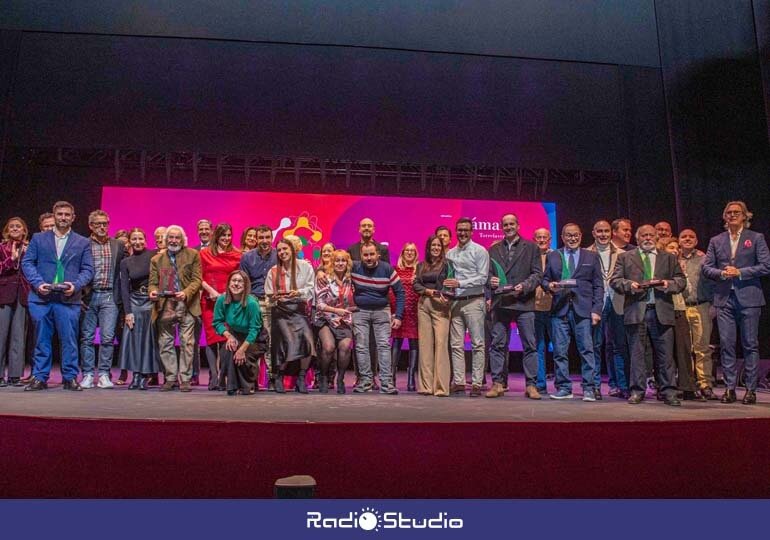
[
  {"xmin": 485, "ymin": 214, "xmax": 542, "ymax": 399},
  {"xmin": 610, "ymin": 224, "xmax": 686, "ymax": 406},
  {"xmin": 21, "ymin": 201, "xmax": 94, "ymax": 391},
  {"xmin": 149, "ymin": 225, "xmax": 202, "ymax": 392},
  {"xmin": 542, "ymin": 224, "xmax": 604, "ymax": 401}
]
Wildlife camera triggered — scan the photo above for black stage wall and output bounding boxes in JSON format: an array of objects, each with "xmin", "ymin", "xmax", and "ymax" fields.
[{"xmin": 0, "ymin": 2, "xmax": 768, "ymax": 346}]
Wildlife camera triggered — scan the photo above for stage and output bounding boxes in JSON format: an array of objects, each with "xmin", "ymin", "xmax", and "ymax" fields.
[{"xmin": 2, "ymin": 372, "xmax": 769, "ymax": 498}]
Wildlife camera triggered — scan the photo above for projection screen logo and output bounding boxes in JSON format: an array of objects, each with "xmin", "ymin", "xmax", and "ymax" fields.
[{"xmin": 306, "ymin": 506, "xmax": 463, "ymax": 531}]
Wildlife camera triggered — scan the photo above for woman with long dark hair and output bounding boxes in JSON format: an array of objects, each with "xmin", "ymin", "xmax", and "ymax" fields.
[
  {"xmin": 213, "ymin": 270, "xmax": 265, "ymax": 395},
  {"xmin": 199, "ymin": 223, "xmax": 242, "ymax": 390},
  {"xmin": 0, "ymin": 217, "xmax": 30, "ymax": 387},
  {"xmin": 265, "ymin": 238, "xmax": 315, "ymax": 393},
  {"xmin": 313, "ymin": 249, "xmax": 355, "ymax": 393},
  {"xmin": 413, "ymin": 235, "xmax": 451, "ymax": 397},
  {"xmin": 118, "ymin": 228, "xmax": 160, "ymax": 389}
]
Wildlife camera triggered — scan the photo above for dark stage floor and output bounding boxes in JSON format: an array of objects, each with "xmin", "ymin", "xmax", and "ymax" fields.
[{"xmin": 1, "ymin": 370, "xmax": 768, "ymax": 424}]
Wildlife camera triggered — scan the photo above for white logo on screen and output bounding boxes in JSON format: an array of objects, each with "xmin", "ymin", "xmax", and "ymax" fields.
[{"xmin": 306, "ymin": 506, "xmax": 463, "ymax": 531}]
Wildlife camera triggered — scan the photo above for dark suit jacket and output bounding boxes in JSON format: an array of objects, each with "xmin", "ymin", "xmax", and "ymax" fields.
[
  {"xmin": 0, "ymin": 241, "xmax": 30, "ymax": 306},
  {"xmin": 348, "ymin": 240, "xmax": 390, "ymax": 265},
  {"xmin": 609, "ymin": 249, "xmax": 685, "ymax": 325},
  {"xmin": 486, "ymin": 237, "xmax": 542, "ymax": 311},
  {"xmin": 148, "ymin": 247, "xmax": 202, "ymax": 320},
  {"xmin": 21, "ymin": 230, "xmax": 94, "ymax": 304},
  {"xmin": 542, "ymin": 248, "xmax": 604, "ymax": 318},
  {"xmin": 702, "ymin": 229, "xmax": 770, "ymax": 308},
  {"xmin": 83, "ymin": 238, "xmax": 126, "ymax": 305}
]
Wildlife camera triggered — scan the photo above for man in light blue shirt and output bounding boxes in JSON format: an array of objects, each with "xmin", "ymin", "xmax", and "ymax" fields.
[{"xmin": 444, "ymin": 218, "xmax": 489, "ymax": 396}]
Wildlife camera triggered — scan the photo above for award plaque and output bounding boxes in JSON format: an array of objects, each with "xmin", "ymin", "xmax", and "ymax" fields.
[
  {"xmin": 440, "ymin": 260, "xmax": 457, "ymax": 298},
  {"xmin": 157, "ymin": 267, "xmax": 178, "ymax": 298},
  {"xmin": 490, "ymin": 260, "xmax": 516, "ymax": 296},
  {"xmin": 555, "ymin": 279, "xmax": 578, "ymax": 288},
  {"xmin": 639, "ymin": 279, "xmax": 664, "ymax": 289},
  {"xmin": 50, "ymin": 283, "xmax": 69, "ymax": 292}
]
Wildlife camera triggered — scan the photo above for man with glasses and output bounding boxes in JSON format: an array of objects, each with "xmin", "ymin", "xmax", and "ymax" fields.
[
  {"xmin": 542, "ymin": 224, "xmax": 604, "ymax": 401},
  {"xmin": 610, "ymin": 224, "xmax": 686, "ymax": 406},
  {"xmin": 444, "ymin": 218, "xmax": 489, "ymax": 396},
  {"xmin": 79, "ymin": 210, "xmax": 126, "ymax": 389},
  {"xmin": 21, "ymin": 201, "xmax": 94, "ymax": 391},
  {"xmin": 703, "ymin": 201, "xmax": 770, "ymax": 405}
]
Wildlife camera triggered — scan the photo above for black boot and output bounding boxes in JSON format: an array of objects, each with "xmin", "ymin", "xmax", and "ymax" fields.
[
  {"xmin": 337, "ymin": 370, "xmax": 346, "ymax": 394},
  {"xmin": 391, "ymin": 345, "xmax": 400, "ymax": 389},
  {"xmin": 296, "ymin": 370, "xmax": 308, "ymax": 394},
  {"xmin": 275, "ymin": 372, "xmax": 285, "ymax": 394},
  {"xmin": 319, "ymin": 374, "xmax": 329, "ymax": 394},
  {"xmin": 138, "ymin": 374, "xmax": 148, "ymax": 391},
  {"xmin": 128, "ymin": 372, "xmax": 141, "ymax": 390},
  {"xmin": 407, "ymin": 349, "xmax": 418, "ymax": 392}
]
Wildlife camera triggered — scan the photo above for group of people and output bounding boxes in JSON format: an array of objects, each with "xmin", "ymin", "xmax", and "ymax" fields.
[{"xmin": 1, "ymin": 199, "xmax": 768, "ymax": 406}]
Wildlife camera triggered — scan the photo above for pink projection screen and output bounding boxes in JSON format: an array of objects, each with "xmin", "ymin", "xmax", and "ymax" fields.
[{"xmin": 102, "ymin": 186, "xmax": 557, "ymax": 350}]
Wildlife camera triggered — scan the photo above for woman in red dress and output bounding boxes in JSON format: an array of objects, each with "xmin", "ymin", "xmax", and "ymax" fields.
[
  {"xmin": 200, "ymin": 223, "xmax": 242, "ymax": 390},
  {"xmin": 389, "ymin": 242, "xmax": 419, "ymax": 391}
]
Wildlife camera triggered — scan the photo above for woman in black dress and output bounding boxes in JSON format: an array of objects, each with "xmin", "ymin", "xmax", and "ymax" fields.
[{"xmin": 118, "ymin": 228, "xmax": 160, "ymax": 389}]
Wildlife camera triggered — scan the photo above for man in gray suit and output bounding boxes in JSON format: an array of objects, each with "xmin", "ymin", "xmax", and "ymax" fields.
[{"xmin": 610, "ymin": 224, "xmax": 686, "ymax": 406}]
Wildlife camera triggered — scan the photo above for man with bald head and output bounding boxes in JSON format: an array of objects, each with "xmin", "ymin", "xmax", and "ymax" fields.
[
  {"xmin": 348, "ymin": 218, "xmax": 390, "ymax": 264},
  {"xmin": 610, "ymin": 224, "xmax": 686, "ymax": 406},
  {"xmin": 587, "ymin": 220, "xmax": 629, "ymax": 398}
]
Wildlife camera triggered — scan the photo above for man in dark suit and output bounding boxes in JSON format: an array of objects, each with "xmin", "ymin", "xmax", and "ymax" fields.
[
  {"xmin": 542, "ymin": 223, "xmax": 604, "ymax": 401},
  {"xmin": 486, "ymin": 213, "xmax": 542, "ymax": 399},
  {"xmin": 79, "ymin": 209, "xmax": 126, "ymax": 389},
  {"xmin": 348, "ymin": 218, "xmax": 390, "ymax": 264},
  {"xmin": 21, "ymin": 201, "xmax": 94, "ymax": 391},
  {"xmin": 702, "ymin": 201, "xmax": 770, "ymax": 405},
  {"xmin": 610, "ymin": 224, "xmax": 686, "ymax": 406}
]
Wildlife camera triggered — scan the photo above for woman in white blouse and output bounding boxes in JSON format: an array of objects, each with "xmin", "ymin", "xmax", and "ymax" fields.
[{"xmin": 264, "ymin": 238, "xmax": 315, "ymax": 393}]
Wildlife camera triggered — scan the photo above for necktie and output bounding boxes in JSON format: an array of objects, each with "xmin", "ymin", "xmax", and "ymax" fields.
[
  {"xmin": 568, "ymin": 250, "xmax": 576, "ymax": 277},
  {"xmin": 642, "ymin": 251, "xmax": 652, "ymax": 281}
]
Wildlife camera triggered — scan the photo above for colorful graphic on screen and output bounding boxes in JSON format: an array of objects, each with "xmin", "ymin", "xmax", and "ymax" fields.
[{"xmin": 101, "ymin": 187, "xmax": 557, "ymax": 350}]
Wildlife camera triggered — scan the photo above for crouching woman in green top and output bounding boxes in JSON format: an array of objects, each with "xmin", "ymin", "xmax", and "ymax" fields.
[{"xmin": 213, "ymin": 270, "xmax": 266, "ymax": 395}]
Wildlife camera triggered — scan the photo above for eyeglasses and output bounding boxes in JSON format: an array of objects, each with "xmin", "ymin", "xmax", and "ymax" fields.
[
  {"xmin": 90, "ymin": 222, "xmax": 109, "ymax": 228},
  {"xmin": 724, "ymin": 211, "xmax": 743, "ymax": 216},
  {"xmin": 563, "ymin": 233, "xmax": 581, "ymax": 239}
]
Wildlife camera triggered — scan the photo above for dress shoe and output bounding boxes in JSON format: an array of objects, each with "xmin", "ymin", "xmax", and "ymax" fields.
[
  {"xmin": 160, "ymin": 380, "xmax": 176, "ymax": 392},
  {"xmin": 742, "ymin": 391, "xmax": 757, "ymax": 405},
  {"xmin": 701, "ymin": 387, "xmax": 717, "ymax": 400},
  {"xmin": 180, "ymin": 381, "xmax": 192, "ymax": 392},
  {"xmin": 469, "ymin": 384, "xmax": 481, "ymax": 397},
  {"xmin": 664, "ymin": 396, "xmax": 681, "ymax": 407},
  {"xmin": 682, "ymin": 390, "xmax": 706, "ymax": 402},
  {"xmin": 525, "ymin": 386, "xmax": 542, "ymax": 400},
  {"xmin": 227, "ymin": 389, "xmax": 237, "ymax": 396},
  {"xmin": 10, "ymin": 377, "xmax": 22, "ymax": 387},
  {"xmin": 594, "ymin": 387, "xmax": 603, "ymax": 401},
  {"xmin": 485, "ymin": 382, "xmax": 505, "ymax": 398},
  {"xmin": 449, "ymin": 383, "xmax": 465, "ymax": 396},
  {"xmin": 62, "ymin": 379, "xmax": 83, "ymax": 391},
  {"xmin": 720, "ymin": 389, "xmax": 737, "ymax": 403},
  {"xmin": 24, "ymin": 378, "xmax": 48, "ymax": 392},
  {"xmin": 627, "ymin": 392, "xmax": 644, "ymax": 404}
]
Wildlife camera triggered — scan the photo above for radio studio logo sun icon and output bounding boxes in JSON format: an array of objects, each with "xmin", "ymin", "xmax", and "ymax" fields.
[{"xmin": 358, "ymin": 507, "xmax": 382, "ymax": 531}]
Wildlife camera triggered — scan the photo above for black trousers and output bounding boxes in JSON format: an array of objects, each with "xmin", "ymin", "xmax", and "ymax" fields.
[
  {"xmin": 626, "ymin": 307, "xmax": 676, "ymax": 398},
  {"xmin": 219, "ymin": 331, "xmax": 263, "ymax": 392}
]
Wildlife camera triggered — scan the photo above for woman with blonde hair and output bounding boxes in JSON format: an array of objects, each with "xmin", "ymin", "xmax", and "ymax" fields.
[
  {"xmin": 389, "ymin": 242, "xmax": 420, "ymax": 391},
  {"xmin": 313, "ymin": 249, "xmax": 355, "ymax": 393}
]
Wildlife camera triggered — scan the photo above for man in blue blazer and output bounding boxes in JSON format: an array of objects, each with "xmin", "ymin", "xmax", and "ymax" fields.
[
  {"xmin": 21, "ymin": 201, "xmax": 94, "ymax": 391},
  {"xmin": 703, "ymin": 201, "xmax": 770, "ymax": 405},
  {"xmin": 542, "ymin": 223, "xmax": 604, "ymax": 401}
]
